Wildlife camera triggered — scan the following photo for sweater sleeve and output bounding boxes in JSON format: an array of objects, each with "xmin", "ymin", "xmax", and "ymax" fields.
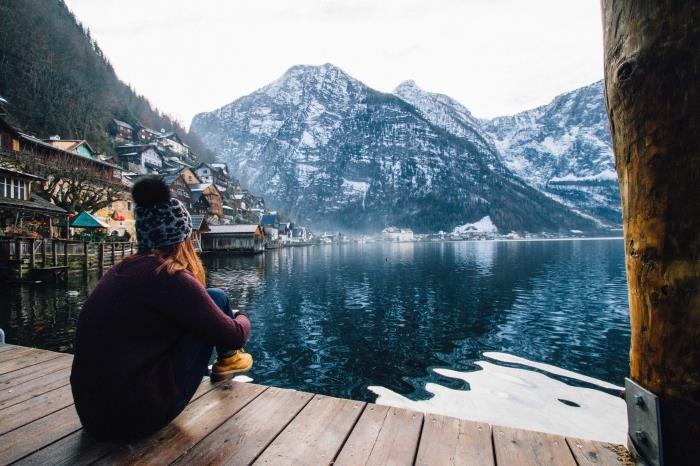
[{"xmin": 149, "ymin": 270, "xmax": 251, "ymax": 349}]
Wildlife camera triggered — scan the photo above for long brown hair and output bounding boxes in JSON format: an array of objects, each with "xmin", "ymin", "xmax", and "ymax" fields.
[{"xmin": 152, "ymin": 237, "xmax": 206, "ymax": 286}]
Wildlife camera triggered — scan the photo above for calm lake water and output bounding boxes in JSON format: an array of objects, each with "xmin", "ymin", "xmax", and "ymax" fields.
[{"xmin": 0, "ymin": 239, "xmax": 630, "ymax": 403}]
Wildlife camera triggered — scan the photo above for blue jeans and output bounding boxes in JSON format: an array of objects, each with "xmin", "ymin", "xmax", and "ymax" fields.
[{"xmin": 166, "ymin": 287, "xmax": 238, "ymax": 419}]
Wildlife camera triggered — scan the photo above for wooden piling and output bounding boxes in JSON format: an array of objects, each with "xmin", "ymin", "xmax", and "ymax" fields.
[
  {"xmin": 98, "ymin": 242, "xmax": 104, "ymax": 274},
  {"xmin": 52, "ymin": 240, "xmax": 57, "ymax": 267},
  {"xmin": 110, "ymin": 243, "xmax": 115, "ymax": 265},
  {"xmin": 83, "ymin": 241, "xmax": 88, "ymax": 272},
  {"xmin": 63, "ymin": 241, "xmax": 68, "ymax": 267},
  {"xmin": 602, "ymin": 2, "xmax": 700, "ymax": 463},
  {"xmin": 29, "ymin": 239, "xmax": 35, "ymax": 269},
  {"xmin": 41, "ymin": 239, "xmax": 46, "ymax": 267}
]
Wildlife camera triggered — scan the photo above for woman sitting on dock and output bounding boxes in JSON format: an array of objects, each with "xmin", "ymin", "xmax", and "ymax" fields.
[{"xmin": 70, "ymin": 176, "xmax": 252, "ymax": 441}]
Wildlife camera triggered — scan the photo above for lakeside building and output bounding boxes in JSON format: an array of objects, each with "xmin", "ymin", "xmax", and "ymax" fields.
[
  {"xmin": 0, "ymin": 166, "xmax": 67, "ymax": 237},
  {"xmin": 163, "ymin": 173, "xmax": 193, "ymax": 210},
  {"xmin": 190, "ymin": 214, "xmax": 209, "ymax": 252},
  {"xmin": 115, "ymin": 144, "xmax": 163, "ymax": 175},
  {"xmin": 189, "ymin": 183, "xmax": 223, "ymax": 220},
  {"xmin": 382, "ymin": 227, "xmax": 414, "ymax": 242},
  {"xmin": 202, "ymin": 224, "xmax": 264, "ymax": 253}
]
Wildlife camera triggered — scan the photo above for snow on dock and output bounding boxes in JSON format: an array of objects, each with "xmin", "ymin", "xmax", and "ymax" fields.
[{"xmin": 0, "ymin": 343, "xmax": 630, "ymax": 465}]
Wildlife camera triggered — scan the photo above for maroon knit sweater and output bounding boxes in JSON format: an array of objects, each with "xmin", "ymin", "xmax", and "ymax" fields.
[{"xmin": 70, "ymin": 255, "xmax": 250, "ymax": 440}]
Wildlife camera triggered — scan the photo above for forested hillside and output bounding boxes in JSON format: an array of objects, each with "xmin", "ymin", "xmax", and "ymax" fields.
[{"xmin": 0, "ymin": 0, "xmax": 213, "ymax": 160}]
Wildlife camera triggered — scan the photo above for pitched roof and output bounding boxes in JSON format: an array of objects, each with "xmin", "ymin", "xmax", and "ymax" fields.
[
  {"xmin": 70, "ymin": 211, "xmax": 110, "ymax": 229},
  {"xmin": 44, "ymin": 139, "xmax": 95, "ymax": 155},
  {"xmin": 206, "ymin": 225, "xmax": 260, "ymax": 235},
  {"xmin": 190, "ymin": 215, "xmax": 208, "ymax": 231},
  {"xmin": 0, "ymin": 165, "xmax": 44, "ymax": 181},
  {"xmin": 0, "ymin": 193, "xmax": 67, "ymax": 215},
  {"xmin": 19, "ymin": 133, "xmax": 120, "ymax": 170},
  {"xmin": 113, "ymin": 119, "xmax": 134, "ymax": 130}
]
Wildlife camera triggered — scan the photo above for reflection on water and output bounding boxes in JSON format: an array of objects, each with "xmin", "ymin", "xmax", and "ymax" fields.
[{"xmin": 0, "ymin": 240, "xmax": 630, "ymax": 408}]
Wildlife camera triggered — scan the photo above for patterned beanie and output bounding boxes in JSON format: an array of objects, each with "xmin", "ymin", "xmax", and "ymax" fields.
[
  {"xmin": 135, "ymin": 198, "xmax": 192, "ymax": 252},
  {"xmin": 132, "ymin": 176, "xmax": 192, "ymax": 253}
]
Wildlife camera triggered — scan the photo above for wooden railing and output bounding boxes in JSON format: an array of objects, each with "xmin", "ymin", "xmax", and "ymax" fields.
[{"xmin": 0, "ymin": 237, "xmax": 136, "ymax": 273}]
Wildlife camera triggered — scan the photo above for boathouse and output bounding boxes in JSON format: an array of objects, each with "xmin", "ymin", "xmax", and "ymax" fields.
[{"xmin": 202, "ymin": 224, "xmax": 264, "ymax": 253}]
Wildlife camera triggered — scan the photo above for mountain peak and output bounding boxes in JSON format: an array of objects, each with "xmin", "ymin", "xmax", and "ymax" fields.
[{"xmin": 394, "ymin": 79, "xmax": 421, "ymax": 93}]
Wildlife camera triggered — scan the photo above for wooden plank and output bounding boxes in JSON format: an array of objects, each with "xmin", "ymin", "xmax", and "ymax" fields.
[
  {"xmin": 566, "ymin": 437, "xmax": 631, "ymax": 465},
  {"xmin": 414, "ymin": 413, "xmax": 494, "ymax": 466},
  {"xmin": 0, "ymin": 354, "xmax": 72, "ymax": 390},
  {"xmin": 0, "ymin": 349, "xmax": 64, "ymax": 375},
  {"xmin": 13, "ymin": 429, "xmax": 116, "ymax": 466},
  {"xmin": 100, "ymin": 381, "xmax": 267, "ymax": 466},
  {"xmin": 0, "ymin": 404, "xmax": 82, "ymax": 464},
  {"xmin": 0, "ymin": 344, "xmax": 20, "ymax": 353},
  {"xmin": 15, "ymin": 377, "xmax": 218, "ymax": 466},
  {"xmin": 0, "ymin": 346, "xmax": 35, "ymax": 362},
  {"xmin": 253, "ymin": 394, "xmax": 366, "ymax": 465},
  {"xmin": 0, "ymin": 366, "xmax": 71, "ymax": 410},
  {"xmin": 335, "ymin": 404, "xmax": 423, "ymax": 466},
  {"xmin": 173, "ymin": 386, "xmax": 313, "ymax": 466},
  {"xmin": 493, "ymin": 425, "xmax": 576, "ymax": 466},
  {"xmin": 0, "ymin": 384, "xmax": 74, "ymax": 435}
]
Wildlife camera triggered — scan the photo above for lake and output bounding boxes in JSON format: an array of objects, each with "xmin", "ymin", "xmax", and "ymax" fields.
[{"xmin": 0, "ymin": 239, "xmax": 631, "ymax": 442}]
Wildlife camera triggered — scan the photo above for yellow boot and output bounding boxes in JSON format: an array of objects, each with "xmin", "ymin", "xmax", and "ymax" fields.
[{"xmin": 211, "ymin": 349, "xmax": 253, "ymax": 382}]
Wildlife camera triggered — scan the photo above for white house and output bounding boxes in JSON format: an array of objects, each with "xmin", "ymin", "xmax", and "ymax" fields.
[{"xmin": 382, "ymin": 226, "xmax": 414, "ymax": 242}]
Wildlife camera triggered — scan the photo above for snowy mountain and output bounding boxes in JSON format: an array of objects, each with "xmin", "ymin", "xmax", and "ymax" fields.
[
  {"xmin": 191, "ymin": 64, "xmax": 607, "ymax": 233},
  {"xmin": 481, "ymin": 81, "xmax": 619, "ymax": 227}
]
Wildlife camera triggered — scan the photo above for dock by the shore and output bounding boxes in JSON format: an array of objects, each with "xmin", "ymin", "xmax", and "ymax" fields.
[{"xmin": 0, "ymin": 343, "xmax": 631, "ymax": 465}]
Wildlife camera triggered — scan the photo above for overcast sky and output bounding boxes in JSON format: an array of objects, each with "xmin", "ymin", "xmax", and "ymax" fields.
[{"xmin": 65, "ymin": 0, "xmax": 604, "ymax": 128}]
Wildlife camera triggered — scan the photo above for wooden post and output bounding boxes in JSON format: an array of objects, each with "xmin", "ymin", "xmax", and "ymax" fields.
[
  {"xmin": 15, "ymin": 238, "xmax": 22, "ymax": 261},
  {"xmin": 63, "ymin": 241, "xmax": 68, "ymax": 267},
  {"xmin": 111, "ymin": 242, "xmax": 115, "ymax": 265},
  {"xmin": 130, "ymin": 242, "xmax": 134, "ymax": 255},
  {"xmin": 98, "ymin": 242, "xmax": 104, "ymax": 274},
  {"xmin": 52, "ymin": 240, "xmax": 57, "ymax": 266},
  {"xmin": 41, "ymin": 239, "xmax": 46, "ymax": 267},
  {"xmin": 121, "ymin": 242, "xmax": 125, "ymax": 258},
  {"xmin": 29, "ymin": 238, "xmax": 35, "ymax": 269},
  {"xmin": 602, "ymin": 2, "xmax": 699, "ymax": 464},
  {"xmin": 83, "ymin": 241, "xmax": 89, "ymax": 272}
]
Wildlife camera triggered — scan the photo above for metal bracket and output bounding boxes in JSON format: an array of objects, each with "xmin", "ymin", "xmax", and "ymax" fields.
[{"xmin": 626, "ymin": 377, "xmax": 663, "ymax": 466}]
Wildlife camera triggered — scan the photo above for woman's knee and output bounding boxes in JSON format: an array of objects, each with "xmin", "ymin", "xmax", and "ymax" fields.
[{"xmin": 206, "ymin": 288, "xmax": 232, "ymax": 316}]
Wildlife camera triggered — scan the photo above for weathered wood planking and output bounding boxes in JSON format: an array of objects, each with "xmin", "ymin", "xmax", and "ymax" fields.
[
  {"xmin": 98, "ymin": 382, "xmax": 267, "ymax": 465},
  {"xmin": 253, "ymin": 395, "xmax": 366, "ymax": 465},
  {"xmin": 0, "ymin": 344, "xmax": 631, "ymax": 466},
  {"xmin": 415, "ymin": 413, "xmax": 495, "ymax": 466},
  {"xmin": 566, "ymin": 437, "xmax": 630, "ymax": 465},
  {"xmin": 0, "ymin": 354, "xmax": 72, "ymax": 390},
  {"xmin": 15, "ymin": 377, "xmax": 217, "ymax": 466},
  {"xmin": 0, "ymin": 404, "xmax": 82, "ymax": 464},
  {"xmin": 173, "ymin": 386, "xmax": 314, "ymax": 465},
  {"xmin": 335, "ymin": 404, "xmax": 423, "ymax": 466},
  {"xmin": 0, "ymin": 366, "xmax": 71, "ymax": 409},
  {"xmin": 493, "ymin": 425, "xmax": 577, "ymax": 466}
]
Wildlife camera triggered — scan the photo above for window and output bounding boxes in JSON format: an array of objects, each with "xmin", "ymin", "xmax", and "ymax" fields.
[
  {"xmin": 15, "ymin": 180, "xmax": 24, "ymax": 200},
  {"xmin": 127, "ymin": 201, "xmax": 132, "ymax": 210},
  {"xmin": 0, "ymin": 176, "xmax": 6, "ymax": 197}
]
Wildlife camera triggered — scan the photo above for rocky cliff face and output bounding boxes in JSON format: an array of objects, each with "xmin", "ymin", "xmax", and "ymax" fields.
[
  {"xmin": 481, "ymin": 81, "xmax": 619, "ymax": 227},
  {"xmin": 192, "ymin": 64, "xmax": 612, "ymax": 233}
]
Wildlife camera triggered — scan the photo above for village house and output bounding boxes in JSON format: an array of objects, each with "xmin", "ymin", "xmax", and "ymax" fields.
[
  {"xmin": 136, "ymin": 126, "xmax": 161, "ymax": 144},
  {"xmin": 189, "ymin": 183, "xmax": 223, "ymax": 219},
  {"xmin": 190, "ymin": 214, "xmax": 209, "ymax": 252},
  {"xmin": 194, "ymin": 162, "xmax": 228, "ymax": 192},
  {"xmin": 162, "ymin": 173, "xmax": 192, "ymax": 210},
  {"xmin": 202, "ymin": 224, "xmax": 265, "ymax": 253},
  {"xmin": 110, "ymin": 119, "xmax": 134, "ymax": 143},
  {"xmin": 381, "ymin": 227, "xmax": 414, "ymax": 242},
  {"xmin": 94, "ymin": 196, "xmax": 135, "ymax": 239},
  {"xmin": 170, "ymin": 166, "xmax": 201, "ymax": 185},
  {"xmin": 44, "ymin": 137, "xmax": 96, "ymax": 158},
  {"xmin": 116, "ymin": 144, "xmax": 163, "ymax": 175},
  {"xmin": 231, "ymin": 193, "xmax": 246, "ymax": 212},
  {"xmin": 190, "ymin": 191, "xmax": 211, "ymax": 217},
  {"xmin": 155, "ymin": 131, "xmax": 189, "ymax": 159},
  {"xmin": 0, "ymin": 166, "xmax": 67, "ymax": 238}
]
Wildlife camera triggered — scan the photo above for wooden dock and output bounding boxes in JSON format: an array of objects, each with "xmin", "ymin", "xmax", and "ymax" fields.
[{"xmin": 0, "ymin": 344, "xmax": 631, "ymax": 465}]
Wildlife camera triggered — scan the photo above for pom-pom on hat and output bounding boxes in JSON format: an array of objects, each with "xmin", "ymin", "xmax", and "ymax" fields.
[{"xmin": 132, "ymin": 176, "xmax": 192, "ymax": 253}]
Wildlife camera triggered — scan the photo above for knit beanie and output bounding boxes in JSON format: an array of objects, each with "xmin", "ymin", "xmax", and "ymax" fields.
[{"xmin": 132, "ymin": 176, "xmax": 192, "ymax": 253}]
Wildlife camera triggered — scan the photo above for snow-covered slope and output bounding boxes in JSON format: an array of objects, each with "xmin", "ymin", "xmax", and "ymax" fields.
[
  {"xmin": 481, "ymin": 81, "xmax": 620, "ymax": 227},
  {"xmin": 191, "ymin": 64, "xmax": 598, "ymax": 234}
]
